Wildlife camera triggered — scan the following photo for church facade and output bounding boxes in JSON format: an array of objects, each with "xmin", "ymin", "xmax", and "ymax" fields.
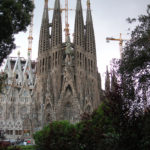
[
  {"xmin": 34, "ymin": 0, "xmax": 102, "ymax": 125},
  {"xmin": 0, "ymin": 56, "xmax": 36, "ymax": 140},
  {"xmin": 0, "ymin": 0, "xmax": 102, "ymax": 140}
]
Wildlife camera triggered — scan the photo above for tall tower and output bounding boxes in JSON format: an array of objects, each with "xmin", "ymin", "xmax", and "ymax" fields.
[{"xmin": 35, "ymin": 0, "xmax": 101, "ymax": 125}]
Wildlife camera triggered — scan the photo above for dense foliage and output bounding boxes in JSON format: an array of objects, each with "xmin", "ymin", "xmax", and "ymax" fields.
[
  {"xmin": 120, "ymin": 5, "xmax": 150, "ymax": 107},
  {"xmin": 0, "ymin": 0, "xmax": 34, "ymax": 65},
  {"xmin": 34, "ymin": 121, "xmax": 79, "ymax": 150}
]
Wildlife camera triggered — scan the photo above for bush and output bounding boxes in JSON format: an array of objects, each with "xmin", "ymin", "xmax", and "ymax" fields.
[{"xmin": 34, "ymin": 120, "xmax": 79, "ymax": 150}]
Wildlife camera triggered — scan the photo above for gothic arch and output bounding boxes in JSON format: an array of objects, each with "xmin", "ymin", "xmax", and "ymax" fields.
[
  {"xmin": 22, "ymin": 118, "xmax": 32, "ymax": 137},
  {"xmin": 61, "ymin": 82, "xmax": 76, "ymax": 98},
  {"xmin": 8, "ymin": 105, "xmax": 16, "ymax": 119},
  {"xmin": 20, "ymin": 106, "xmax": 27, "ymax": 120},
  {"xmin": 65, "ymin": 85, "xmax": 73, "ymax": 96},
  {"xmin": 44, "ymin": 103, "xmax": 53, "ymax": 125},
  {"xmin": 85, "ymin": 104, "xmax": 93, "ymax": 114}
]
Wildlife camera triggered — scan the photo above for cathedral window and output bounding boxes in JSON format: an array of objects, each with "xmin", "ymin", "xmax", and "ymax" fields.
[
  {"xmin": 85, "ymin": 57, "xmax": 87, "ymax": 71},
  {"xmin": 9, "ymin": 105, "xmax": 15, "ymax": 119},
  {"xmin": 56, "ymin": 52, "xmax": 58, "ymax": 59},
  {"xmin": 15, "ymin": 130, "xmax": 19, "ymax": 135},
  {"xmin": 80, "ymin": 53, "xmax": 81, "ymax": 67},
  {"xmin": 45, "ymin": 58, "xmax": 47, "ymax": 71},
  {"xmin": 16, "ymin": 74, "xmax": 18, "ymax": 79},
  {"xmin": 82, "ymin": 54, "xmax": 84, "ymax": 66},
  {"xmin": 91, "ymin": 61, "xmax": 93, "ymax": 73},
  {"xmin": 58, "ymin": 52, "xmax": 60, "ymax": 65},
  {"xmin": 55, "ymin": 52, "xmax": 58, "ymax": 66},
  {"xmin": 94, "ymin": 62, "xmax": 96, "ymax": 72},
  {"xmin": 43, "ymin": 59, "xmax": 45, "ymax": 72},
  {"xmin": 86, "ymin": 105, "xmax": 91, "ymax": 114},
  {"xmin": 0, "ymin": 106, "xmax": 3, "ymax": 117},
  {"xmin": 20, "ymin": 106, "xmax": 27, "ymax": 119},
  {"xmin": 15, "ymin": 130, "xmax": 22, "ymax": 135},
  {"xmin": 88, "ymin": 59, "xmax": 90, "ymax": 72},
  {"xmin": 19, "ymin": 130, "xmax": 22, "ymax": 135},
  {"xmin": 10, "ymin": 130, "xmax": 13, "ymax": 135},
  {"xmin": 63, "ymin": 102, "xmax": 73, "ymax": 121},
  {"xmin": 46, "ymin": 113, "xmax": 51, "ymax": 122},
  {"xmin": 48, "ymin": 56, "xmax": 51, "ymax": 70},
  {"xmin": 26, "ymin": 74, "xmax": 29, "ymax": 79},
  {"xmin": 39, "ymin": 60, "xmax": 41, "ymax": 74}
]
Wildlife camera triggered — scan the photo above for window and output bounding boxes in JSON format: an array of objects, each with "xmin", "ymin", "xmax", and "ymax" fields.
[
  {"xmin": 63, "ymin": 102, "xmax": 73, "ymax": 121},
  {"xmin": 15, "ymin": 130, "xmax": 18, "ymax": 135},
  {"xmin": 16, "ymin": 74, "xmax": 18, "ymax": 79}
]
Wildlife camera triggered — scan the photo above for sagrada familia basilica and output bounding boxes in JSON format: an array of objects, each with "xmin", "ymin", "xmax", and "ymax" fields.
[{"xmin": 0, "ymin": 0, "xmax": 105, "ymax": 140}]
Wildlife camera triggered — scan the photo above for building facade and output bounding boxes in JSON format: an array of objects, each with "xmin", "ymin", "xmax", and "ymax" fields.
[
  {"xmin": 0, "ymin": 56, "xmax": 36, "ymax": 140},
  {"xmin": 0, "ymin": 0, "xmax": 102, "ymax": 140},
  {"xmin": 34, "ymin": 0, "xmax": 102, "ymax": 125}
]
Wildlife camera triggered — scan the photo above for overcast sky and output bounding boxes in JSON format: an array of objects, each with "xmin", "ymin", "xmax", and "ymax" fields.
[{"xmin": 10, "ymin": 0, "xmax": 150, "ymax": 88}]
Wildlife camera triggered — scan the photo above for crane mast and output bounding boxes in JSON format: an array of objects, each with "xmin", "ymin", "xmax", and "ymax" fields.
[
  {"xmin": 106, "ymin": 33, "xmax": 128, "ymax": 59},
  {"xmin": 64, "ymin": 0, "xmax": 70, "ymax": 41},
  {"xmin": 27, "ymin": 0, "xmax": 34, "ymax": 59}
]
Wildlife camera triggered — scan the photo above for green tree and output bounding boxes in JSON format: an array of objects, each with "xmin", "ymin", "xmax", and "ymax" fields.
[
  {"xmin": 0, "ymin": 0, "xmax": 34, "ymax": 65},
  {"xmin": 139, "ymin": 109, "xmax": 150, "ymax": 150},
  {"xmin": 33, "ymin": 121, "xmax": 79, "ymax": 150},
  {"xmin": 78, "ymin": 76, "xmax": 125, "ymax": 150},
  {"xmin": 120, "ymin": 4, "xmax": 150, "ymax": 107},
  {"xmin": 116, "ymin": 4, "xmax": 150, "ymax": 150}
]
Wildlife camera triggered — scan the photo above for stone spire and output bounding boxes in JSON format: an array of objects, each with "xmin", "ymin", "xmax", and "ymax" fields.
[
  {"xmin": 85, "ymin": 0, "xmax": 96, "ymax": 55},
  {"xmin": 51, "ymin": 0, "xmax": 62, "ymax": 48},
  {"xmin": 105, "ymin": 66, "xmax": 110, "ymax": 94},
  {"xmin": 111, "ymin": 70, "xmax": 117, "ymax": 93},
  {"xmin": 38, "ymin": 0, "xmax": 50, "ymax": 54},
  {"xmin": 73, "ymin": 0, "xmax": 85, "ymax": 48}
]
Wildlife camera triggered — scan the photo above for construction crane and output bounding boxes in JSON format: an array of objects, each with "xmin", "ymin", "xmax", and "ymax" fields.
[
  {"xmin": 106, "ymin": 33, "xmax": 128, "ymax": 59},
  {"xmin": 64, "ymin": 0, "xmax": 69, "ymax": 40},
  {"xmin": 27, "ymin": 0, "xmax": 34, "ymax": 59}
]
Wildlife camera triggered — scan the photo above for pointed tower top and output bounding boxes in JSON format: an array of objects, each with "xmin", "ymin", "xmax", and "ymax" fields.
[
  {"xmin": 54, "ymin": 0, "xmax": 60, "ymax": 10},
  {"xmin": 44, "ymin": 0, "xmax": 48, "ymax": 8},
  {"xmin": 51, "ymin": 0, "xmax": 62, "ymax": 47},
  {"xmin": 45, "ymin": 0, "xmax": 48, "ymax": 3},
  {"xmin": 87, "ymin": 0, "xmax": 91, "ymax": 9},
  {"xmin": 105, "ymin": 66, "xmax": 110, "ymax": 93},
  {"xmin": 76, "ymin": 0, "xmax": 82, "ymax": 11},
  {"xmin": 38, "ymin": 0, "xmax": 50, "ymax": 54},
  {"xmin": 86, "ymin": 0, "xmax": 92, "ymax": 23},
  {"xmin": 111, "ymin": 69, "xmax": 117, "ymax": 93},
  {"xmin": 74, "ymin": 0, "xmax": 85, "ymax": 47}
]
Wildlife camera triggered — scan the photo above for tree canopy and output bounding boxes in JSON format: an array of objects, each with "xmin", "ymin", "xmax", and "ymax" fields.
[
  {"xmin": 0, "ymin": 0, "xmax": 34, "ymax": 65},
  {"xmin": 119, "ymin": 5, "xmax": 150, "ymax": 107}
]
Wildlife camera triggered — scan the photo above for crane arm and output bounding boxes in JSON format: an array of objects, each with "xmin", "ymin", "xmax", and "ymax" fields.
[
  {"xmin": 106, "ymin": 37, "xmax": 121, "ymax": 42},
  {"xmin": 106, "ymin": 33, "xmax": 129, "ymax": 59}
]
